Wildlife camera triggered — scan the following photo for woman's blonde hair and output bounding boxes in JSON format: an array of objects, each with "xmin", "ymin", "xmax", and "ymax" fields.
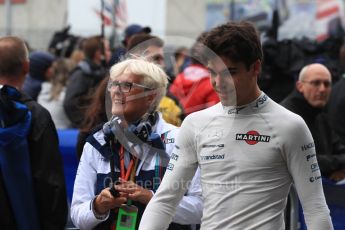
[{"xmin": 109, "ymin": 58, "xmax": 168, "ymax": 112}]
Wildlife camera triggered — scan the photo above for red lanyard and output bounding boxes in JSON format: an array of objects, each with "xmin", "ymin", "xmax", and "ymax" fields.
[{"xmin": 119, "ymin": 145, "xmax": 136, "ymax": 181}]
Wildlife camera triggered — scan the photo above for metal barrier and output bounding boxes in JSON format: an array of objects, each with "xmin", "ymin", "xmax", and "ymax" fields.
[
  {"xmin": 287, "ymin": 179, "xmax": 345, "ymax": 230},
  {"xmin": 58, "ymin": 129, "xmax": 79, "ymax": 203},
  {"xmin": 288, "ymin": 186, "xmax": 299, "ymax": 230},
  {"xmin": 57, "ymin": 129, "xmax": 79, "ymax": 230}
]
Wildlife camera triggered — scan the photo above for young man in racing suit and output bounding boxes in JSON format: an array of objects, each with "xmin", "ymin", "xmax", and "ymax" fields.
[{"xmin": 139, "ymin": 21, "xmax": 333, "ymax": 229}]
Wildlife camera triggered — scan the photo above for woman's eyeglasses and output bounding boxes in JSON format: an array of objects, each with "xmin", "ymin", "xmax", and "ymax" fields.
[{"xmin": 107, "ymin": 81, "xmax": 153, "ymax": 93}]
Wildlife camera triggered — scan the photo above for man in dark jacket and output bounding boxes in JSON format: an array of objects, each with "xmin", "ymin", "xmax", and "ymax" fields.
[
  {"xmin": 63, "ymin": 35, "xmax": 110, "ymax": 128},
  {"xmin": 281, "ymin": 63, "xmax": 345, "ymax": 181},
  {"xmin": 0, "ymin": 36, "xmax": 67, "ymax": 229},
  {"xmin": 328, "ymin": 43, "xmax": 345, "ymax": 147},
  {"xmin": 328, "ymin": 76, "xmax": 345, "ymax": 147}
]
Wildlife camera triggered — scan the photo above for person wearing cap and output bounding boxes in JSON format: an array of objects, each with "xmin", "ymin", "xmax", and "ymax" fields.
[
  {"xmin": 122, "ymin": 24, "xmax": 151, "ymax": 48},
  {"xmin": 22, "ymin": 51, "xmax": 55, "ymax": 101},
  {"xmin": 108, "ymin": 24, "xmax": 151, "ymax": 66}
]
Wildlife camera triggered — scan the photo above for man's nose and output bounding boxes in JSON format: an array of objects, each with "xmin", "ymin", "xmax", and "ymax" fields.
[
  {"xmin": 214, "ymin": 74, "xmax": 226, "ymax": 86},
  {"xmin": 319, "ymin": 82, "xmax": 329, "ymax": 92}
]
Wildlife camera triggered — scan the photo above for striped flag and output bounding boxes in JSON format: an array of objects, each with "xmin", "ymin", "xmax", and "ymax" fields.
[
  {"xmin": 0, "ymin": 0, "xmax": 26, "ymax": 3},
  {"xmin": 315, "ymin": 0, "xmax": 344, "ymax": 41},
  {"xmin": 115, "ymin": 0, "xmax": 128, "ymax": 30},
  {"xmin": 94, "ymin": 0, "xmax": 128, "ymax": 30}
]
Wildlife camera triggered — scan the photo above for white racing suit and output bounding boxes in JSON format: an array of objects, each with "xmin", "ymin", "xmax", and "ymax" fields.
[{"xmin": 140, "ymin": 93, "xmax": 333, "ymax": 230}]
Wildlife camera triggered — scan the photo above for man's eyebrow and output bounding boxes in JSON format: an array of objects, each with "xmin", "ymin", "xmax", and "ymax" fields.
[
  {"xmin": 221, "ymin": 67, "xmax": 237, "ymax": 72},
  {"xmin": 207, "ymin": 67, "xmax": 216, "ymax": 73},
  {"xmin": 207, "ymin": 67, "xmax": 237, "ymax": 73}
]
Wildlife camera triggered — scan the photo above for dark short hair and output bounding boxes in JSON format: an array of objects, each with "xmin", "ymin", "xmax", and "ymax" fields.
[
  {"xmin": 204, "ymin": 21, "xmax": 263, "ymax": 70},
  {"xmin": 82, "ymin": 35, "xmax": 103, "ymax": 60},
  {"xmin": 339, "ymin": 43, "xmax": 345, "ymax": 67},
  {"xmin": 0, "ymin": 36, "xmax": 28, "ymax": 77},
  {"xmin": 190, "ymin": 32, "xmax": 208, "ymax": 65},
  {"xmin": 127, "ymin": 34, "xmax": 164, "ymax": 53}
]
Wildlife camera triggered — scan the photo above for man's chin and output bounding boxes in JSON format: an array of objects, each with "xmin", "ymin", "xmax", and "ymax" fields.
[
  {"xmin": 220, "ymin": 97, "xmax": 236, "ymax": 106},
  {"xmin": 217, "ymin": 89, "xmax": 235, "ymax": 100},
  {"xmin": 312, "ymin": 101, "xmax": 327, "ymax": 108}
]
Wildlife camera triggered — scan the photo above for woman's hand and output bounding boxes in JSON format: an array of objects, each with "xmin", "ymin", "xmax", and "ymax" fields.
[
  {"xmin": 115, "ymin": 178, "xmax": 153, "ymax": 204},
  {"xmin": 94, "ymin": 187, "xmax": 128, "ymax": 215}
]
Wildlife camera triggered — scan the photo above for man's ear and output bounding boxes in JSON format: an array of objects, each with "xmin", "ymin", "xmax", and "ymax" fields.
[
  {"xmin": 296, "ymin": 81, "xmax": 303, "ymax": 93},
  {"xmin": 22, "ymin": 60, "xmax": 29, "ymax": 75},
  {"xmin": 252, "ymin": 59, "xmax": 261, "ymax": 75},
  {"xmin": 18, "ymin": 60, "xmax": 30, "ymax": 89}
]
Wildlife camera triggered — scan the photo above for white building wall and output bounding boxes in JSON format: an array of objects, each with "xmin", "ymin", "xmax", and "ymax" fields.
[
  {"xmin": 0, "ymin": 0, "xmax": 206, "ymax": 50},
  {"xmin": 126, "ymin": 0, "xmax": 205, "ymax": 48},
  {"xmin": 146, "ymin": 0, "xmax": 205, "ymax": 50},
  {"xmin": 165, "ymin": 0, "xmax": 205, "ymax": 42},
  {"xmin": 0, "ymin": 0, "xmax": 67, "ymax": 50},
  {"xmin": 127, "ymin": 0, "xmax": 166, "ymax": 38}
]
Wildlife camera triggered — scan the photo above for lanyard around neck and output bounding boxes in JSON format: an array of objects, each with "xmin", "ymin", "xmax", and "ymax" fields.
[
  {"xmin": 119, "ymin": 145, "xmax": 137, "ymax": 181},
  {"xmin": 116, "ymin": 133, "xmax": 166, "ymax": 186}
]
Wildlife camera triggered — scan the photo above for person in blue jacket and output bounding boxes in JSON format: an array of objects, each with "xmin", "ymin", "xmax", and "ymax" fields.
[{"xmin": 0, "ymin": 36, "xmax": 67, "ymax": 229}]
